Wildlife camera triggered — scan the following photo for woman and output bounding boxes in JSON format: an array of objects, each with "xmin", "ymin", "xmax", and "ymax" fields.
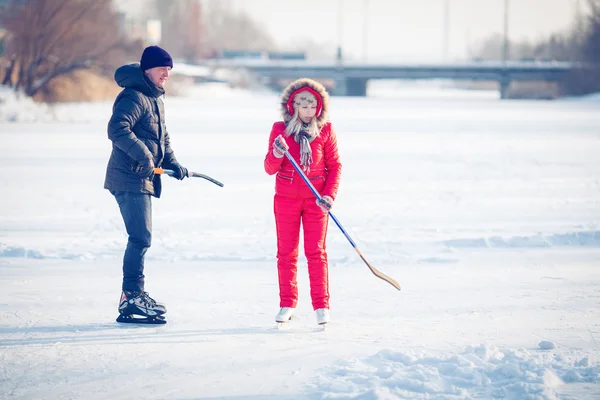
[{"xmin": 264, "ymin": 78, "xmax": 342, "ymax": 325}]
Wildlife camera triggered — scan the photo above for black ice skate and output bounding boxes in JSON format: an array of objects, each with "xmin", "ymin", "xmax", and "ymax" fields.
[{"xmin": 116, "ymin": 290, "xmax": 167, "ymax": 325}]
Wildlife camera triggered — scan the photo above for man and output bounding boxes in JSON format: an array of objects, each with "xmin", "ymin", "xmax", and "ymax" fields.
[{"xmin": 104, "ymin": 45, "xmax": 188, "ymax": 324}]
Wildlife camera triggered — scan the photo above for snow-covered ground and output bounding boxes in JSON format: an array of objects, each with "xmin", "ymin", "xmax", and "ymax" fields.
[{"xmin": 1, "ymin": 82, "xmax": 600, "ymax": 399}]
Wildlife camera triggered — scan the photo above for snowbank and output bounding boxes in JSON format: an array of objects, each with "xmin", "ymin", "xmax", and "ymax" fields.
[
  {"xmin": 0, "ymin": 86, "xmax": 53, "ymax": 122},
  {"xmin": 560, "ymin": 92, "xmax": 600, "ymax": 102},
  {"xmin": 442, "ymin": 230, "xmax": 600, "ymax": 249},
  {"xmin": 314, "ymin": 344, "xmax": 600, "ymax": 399}
]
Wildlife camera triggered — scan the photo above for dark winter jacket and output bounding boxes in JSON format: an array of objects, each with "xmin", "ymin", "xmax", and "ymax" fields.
[{"xmin": 104, "ymin": 63, "xmax": 181, "ymax": 198}]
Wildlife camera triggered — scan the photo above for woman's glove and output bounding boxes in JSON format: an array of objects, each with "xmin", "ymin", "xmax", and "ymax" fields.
[
  {"xmin": 316, "ymin": 195, "xmax": 333, "ymax": 212},
  {"xmin": 272, "ymin": 134, "xmax": 289, "ymax": 158}
]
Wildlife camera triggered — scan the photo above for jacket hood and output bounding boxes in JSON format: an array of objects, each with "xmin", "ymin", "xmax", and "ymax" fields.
[
  {"xmin": 280, "ymin": 78, "xmax": 329, "ymax": 128},
  {"xmin": 114, "ymin": 63, "xmax": 164, "ymax": 98}
]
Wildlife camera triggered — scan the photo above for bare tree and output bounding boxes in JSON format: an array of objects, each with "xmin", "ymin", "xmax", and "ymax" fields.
[
  {"xmin": 582, "ymin": 0, "xmax": 600, "ymax": 63},
  {"xmin": 563, "ymin": 0, "xmax": 600, "ymax": 94},
  {"xmin": 530, "ymin": 34, "xmax": 579, "ymax": 62},
  {"xmin": 556, "ymin": 0, "xmax": 600, "ymax": 95},
  {"xmin": 1, "ymin": 54, "xmax": 16, "ymax": 86},
  {"xmin": 471, "ymin": 0, "xmax": 599, "ymax": 65},
  {"xmin": 1, "ymin": 0, "xmax": 141, "ymax": 98},
  {"xmin": 202, "ymin": 2, "xmax": 276, "ymax": 54},
  {"xmin": 156, "ymin": 0, "xmax": 204, "ymax": 62}
]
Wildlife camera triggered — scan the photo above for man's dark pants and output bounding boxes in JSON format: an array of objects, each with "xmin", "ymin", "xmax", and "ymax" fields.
[{"xmin": 112, "ymin": 191, "xmax": 152, "ymax": 292}]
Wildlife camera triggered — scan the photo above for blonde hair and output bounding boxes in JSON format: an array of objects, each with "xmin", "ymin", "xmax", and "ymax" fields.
[{"xmin": 284, "ymin": 109, "xmax": 320, "ymax": 138}]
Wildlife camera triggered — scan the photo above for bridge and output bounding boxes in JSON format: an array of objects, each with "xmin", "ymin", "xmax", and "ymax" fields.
[{"xmin": 194, "ymin": 59, "xmax": 574, "ymax": 98}]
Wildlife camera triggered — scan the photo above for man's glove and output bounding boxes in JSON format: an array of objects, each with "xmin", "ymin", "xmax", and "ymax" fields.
[
  {"xmin": 272, "ymin": 134, "xmax": 289, "ymax": 158},
  {"xmin": 135, "ymin": 157, "xmax": 155, "ymax": 179},
  {"xmin": 171, "ymin": 164, "xmax": 188, "ymax": 180},
  {"xmin": 316, "ymin": 195, "xmax": 333, "ymax": 212}
]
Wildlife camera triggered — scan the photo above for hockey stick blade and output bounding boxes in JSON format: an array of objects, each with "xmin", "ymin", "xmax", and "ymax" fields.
[
  {"xmin": 187, "ymin": 171, "xmax": 224, "ymax": 187},
  {"xmin": 355, "ymin": 248, "xmax": 401, "ymax": 291},
  {"xmin": 154, "ymin": 168, "xmax": 224, "ymax": 187}
]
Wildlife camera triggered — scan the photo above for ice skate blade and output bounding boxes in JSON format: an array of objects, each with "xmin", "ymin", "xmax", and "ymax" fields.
[
  {"xmin": 116, "ymin": 314, "xmax": 167, "ymax": 325},
  {"xmin": 275, "ymin": 314, "xmax": 294, "ymax": 324}
]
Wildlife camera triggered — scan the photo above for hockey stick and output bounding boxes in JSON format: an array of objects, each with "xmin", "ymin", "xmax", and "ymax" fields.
[
  {"xmin": 284, "ymin": 152, "xmax": 401, "ymax": 291},
  {"xmin": 154, "ymin": 168, "xmax": 224, "ymax": 187}
]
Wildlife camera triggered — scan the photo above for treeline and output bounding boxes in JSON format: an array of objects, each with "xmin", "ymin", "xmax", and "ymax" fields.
[
  {"xmin": 155, "ymin": 0, "xmax": 277, "ymax": 62},
  {"xmin": 0, "ymin": 0, "xmax": 141, "ymax": 99},
  {"xmin": 0, "ymin": 0, "xmax": 279, "ymax": 101},
  {"xmin": 470, "ymin": 0, "xmax": 600, "ymax": 95}
]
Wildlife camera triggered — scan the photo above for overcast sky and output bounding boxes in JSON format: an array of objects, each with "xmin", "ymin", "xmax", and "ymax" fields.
[{"xmin": 221, "ymin": 0, "xmax": 584, "ymax": 61}]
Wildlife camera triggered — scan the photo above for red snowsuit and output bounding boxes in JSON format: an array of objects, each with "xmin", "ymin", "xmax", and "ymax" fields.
[{"xmin": 264, "ymin": 121, "xmax": 342, "ymax": 310}]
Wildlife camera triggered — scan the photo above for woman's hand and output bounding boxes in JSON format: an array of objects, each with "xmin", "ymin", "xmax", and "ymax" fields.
[
  {"xmin": 272, "ymin": 134, "xmax": 289, "ymax": 158},
  {"xmin": 316, "ymin": 195, "xmax": 333, "ymax": 212}
]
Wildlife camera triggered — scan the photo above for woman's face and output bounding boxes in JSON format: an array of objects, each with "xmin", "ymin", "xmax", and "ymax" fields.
[{"xmin": 298, "ymin": 103, "xmax": 317, "ymax": 123}]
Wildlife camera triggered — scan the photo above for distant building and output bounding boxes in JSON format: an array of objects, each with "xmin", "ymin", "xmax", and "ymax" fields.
[
  {"xmin": 115, "ymin": 11, "xmax": 148, "ymax": 43},
  {"xmin": 112, "ymin": 0, "xmax": 156, "ymax": 44}
]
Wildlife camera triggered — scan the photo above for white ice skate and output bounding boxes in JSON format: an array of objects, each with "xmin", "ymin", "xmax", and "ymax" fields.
[
  {"xmin": 315, "ymin": 308, "xmax": 330, "ymax": 325},
  {"xmin": 275, "ymin": 307, "xmax": 295, "ymax": 327}
]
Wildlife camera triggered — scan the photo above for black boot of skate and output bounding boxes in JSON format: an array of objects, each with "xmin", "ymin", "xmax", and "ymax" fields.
[{"xmin": 116, "ymin": 290, "xmax": 167, "ymax": 324}]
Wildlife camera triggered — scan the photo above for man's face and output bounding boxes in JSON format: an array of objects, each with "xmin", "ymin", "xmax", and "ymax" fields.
[{"xmin": 145, "ymin": 66, "xmax": 171, "ymax": 87}]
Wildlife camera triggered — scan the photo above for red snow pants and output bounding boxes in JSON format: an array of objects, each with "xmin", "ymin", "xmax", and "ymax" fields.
[{"xmin": 274, "ymin": 194, "xmax": 329, "ymax": 310}]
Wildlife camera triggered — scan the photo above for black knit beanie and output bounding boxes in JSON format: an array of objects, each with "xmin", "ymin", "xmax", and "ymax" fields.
[{"xmin": 140, "ymin": 45, "xmax": 173, "ymax": 71}]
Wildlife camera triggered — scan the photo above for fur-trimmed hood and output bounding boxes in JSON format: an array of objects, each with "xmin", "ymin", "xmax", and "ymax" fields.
[{"xmin": 280, "ymin": 78, "xmax": 329, "ymax": 128}]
